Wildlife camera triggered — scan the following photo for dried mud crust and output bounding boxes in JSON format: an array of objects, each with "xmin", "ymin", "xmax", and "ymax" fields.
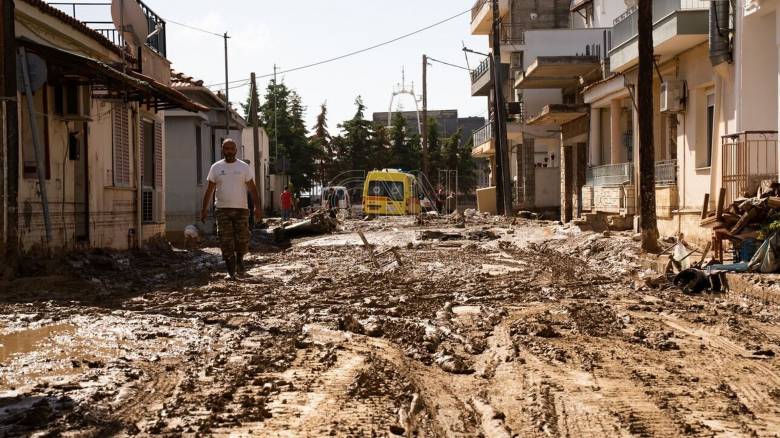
[{"xmin": 2, "ymin": 218, "xmax": 780, "ymax": 436}]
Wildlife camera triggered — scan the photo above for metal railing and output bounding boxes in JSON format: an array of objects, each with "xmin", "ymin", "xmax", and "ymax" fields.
[
  {"xmin": 49, "ymin": 1, "xmax": 167, "ymax": 57},
  {"xmin": 611, "ymin": 0, "xmax": 709, "ymax": 49},
  {"xmin": 500, "ymin": 23, "xmax": 525, "ymax": 45},
  {"xmin": 471, "ymin": 57, "xmax": 491, "ymax": 83},
  {"xmin": 586, "ymin": 162, "xmax": 634, "ymax": 187},
  {"xmin": 654, "ymin": 159, "xmax": 678, "ymax": 185},
  {"xmin": 471, "ymin": 0, "xmax": 489, "ymax": 22},
  {"xmin": 722, "ymin": 131, "xmax": 779, "ymax": 205},
  {"xmin": 472, "ymin": 122, "xmax": 493, "ymax": 147}
]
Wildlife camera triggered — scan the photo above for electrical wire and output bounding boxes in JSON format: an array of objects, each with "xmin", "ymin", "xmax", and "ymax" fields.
[
  {"xmin": 202, "ymin": 7, "xmax": 471, "ymax": 87},
  {"xmin": 165, "ymin": 18, "xmax": 224, "ymax": 38},
  {"xmin": 427, "ymin": 57, "xmax": 471, "ymax": 71}
]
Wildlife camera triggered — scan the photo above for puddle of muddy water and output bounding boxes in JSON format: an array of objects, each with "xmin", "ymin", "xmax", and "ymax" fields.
[{"xmin": 0, "ymin": 324, "xmax": 75, "ymax": 363}]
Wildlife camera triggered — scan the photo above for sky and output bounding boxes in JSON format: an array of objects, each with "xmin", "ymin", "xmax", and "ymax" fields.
[{"xmin": 144, "ymin": 0, "xmax": 489, "ymax": 131}]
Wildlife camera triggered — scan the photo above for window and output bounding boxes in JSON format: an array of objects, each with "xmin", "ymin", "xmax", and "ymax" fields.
[
  {"xmin": 367, "ymin": 181, "xmax": 405, "ymax": 201},
  {"xmin": 112, "ymin": 103, "xmax": 131, "ymax": 187},
  {"xmin": 141, "ymin": 120, "xmax": 161, "ymax": 189},
  {"xmin": 53, "ymin": 83, "xmax": 90, "ymax": 118},
  {"xmin": 20, "ymin": 85, "xmax": 50, "ymax": 179},
  {"xmin": 195, "ymin": 125, "xmax": 203, "ymax": 184},
  {"xmin": 705, "ymin": 94, "xmax": 715, "ymax": 167}
]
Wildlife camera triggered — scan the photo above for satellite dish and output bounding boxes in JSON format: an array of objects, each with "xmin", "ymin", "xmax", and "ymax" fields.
[
  {"xmin": 111, "ymin": 0, "xmax": 148, "ymax": 48},
  {"xmin": 16, "ymin": 52, "xmax": 47, "ymax": 93}
]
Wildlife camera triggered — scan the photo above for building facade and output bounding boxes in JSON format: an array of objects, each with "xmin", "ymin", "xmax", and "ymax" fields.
[{"xmin": 1, "ymin": 0, "xmax": 204, "ymax": 255}]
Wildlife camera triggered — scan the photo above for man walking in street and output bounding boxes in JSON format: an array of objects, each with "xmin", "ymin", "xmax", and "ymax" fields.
[
  {"xmin": 201, "ymin": 139, "xmax": 262, "ymax": 280},
  {"xmin": 280, "ymin": 186, "xmax": 293, "ymax": 221}
]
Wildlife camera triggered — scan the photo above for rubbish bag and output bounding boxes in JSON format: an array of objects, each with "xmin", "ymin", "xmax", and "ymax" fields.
[{"xmin": 749, "ymin": 233, "xmax": 780, "ymax": 274}]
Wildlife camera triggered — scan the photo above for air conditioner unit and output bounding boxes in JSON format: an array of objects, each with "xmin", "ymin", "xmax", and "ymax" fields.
[{"xmin": 660, "ymin": 80, "xmax": 685, "ymax": 113}]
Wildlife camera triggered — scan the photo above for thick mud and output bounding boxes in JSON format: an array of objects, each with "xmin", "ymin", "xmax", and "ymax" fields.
[{"xmin": 2, "ymin": 217, "xmax": 780, "ymax": 436}]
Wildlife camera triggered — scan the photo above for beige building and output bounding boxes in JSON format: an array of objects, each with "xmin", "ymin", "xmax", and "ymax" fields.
[
  {"xmin": 1, "ymin": 0, "xmax": 205, "ymax": 253},
  {"xmin": 576, "ymin": 0, "xmax": 778, "ymax": 246}
]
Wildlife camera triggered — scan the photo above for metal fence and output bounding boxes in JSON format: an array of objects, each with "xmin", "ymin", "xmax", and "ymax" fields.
[
  {"xmin": 471, "ymin": 57, "xmax": 490, "ymax": 84},
  {"xmin": 472, "ymin": 122, "xmax": 493, "ymax": 148},
  {"xmin": 500, "ymin": 23, "xmax": 525, "ymax": 45},
  {"xmin": 654, "ymin": 159, "xmax": 678, "ymax": 185},
  {"xmin": 722, "ymin": 131, "xmax": 779, "ymax": 205},
  {"xmin": 611, "ymin": 0, "xmax": 709, "ymax": 49},
  {"xmin": 586, "ymin": 162, "xmax": 634, "ymax": 187},
  {"xmin": 49, "ymin": 1, "xmax": 166, "ymax": 56}
]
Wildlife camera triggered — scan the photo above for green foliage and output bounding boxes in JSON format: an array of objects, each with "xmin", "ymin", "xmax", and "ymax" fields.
[
  {"xmin": 338, "ymin": 97, "xmax": 376, "ymax": 172},
  {"xmin": 240, "ymin": 83, "xmax": 261, "ymax": 127},
  {"xmin": 389, "ymin": 112, "xmax": 419, "ymax": 171},
  {"xmin": 309, "ymin": 103, "xmax": 332, "ymax": 185},
  {"xmin": 758, "ymin": 211, "xmax": 780, "ymax": 241},
  {"xmin": 258, "ymin": 80, "xmax": 315, "ymax": 193}
]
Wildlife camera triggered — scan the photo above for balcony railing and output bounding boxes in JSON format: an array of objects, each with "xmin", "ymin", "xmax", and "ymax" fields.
[
  {"xmin": 500, "ymin": 23, "xmax": 525, "ymax": 45},
  {"xmin": 49, "ymin": 1, "xmax": 167, "ymax": 57},
  {"xmin": 586, "ymin": 162, "xmax": 634, "ymax": 187},
  {"xmin": 655, "ymin": 159, "xmax": 678, "ymax": 185},
  {"xmin": 473, "ymin": 122, "xmax": 493, "ymax": 147},
  {"xmin": 471, "ymin": 57, "xmax": 491, "ymax": 84},
  {"xmin": 611, "ymin": 0, "xmax": 709, "ymax": 50},
  {"xmin": 722, "ymin": 131, "xmax": 779, "ymax": 205},
  {"xmin": 471, "ymin": 0, "xmax": 489, "ymax": 22}
]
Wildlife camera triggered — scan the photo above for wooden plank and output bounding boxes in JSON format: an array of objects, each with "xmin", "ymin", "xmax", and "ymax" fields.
[
  {"xmin": 729, "ymin": 207, "xmax": 759, "ymax": 235},
  {"xmin": 701, "ymin": 193, "xmax": 710, "ymax": 220},
  {"xmin": 716, "ymin": 188, "xmax": 727, "ymax": 220}
]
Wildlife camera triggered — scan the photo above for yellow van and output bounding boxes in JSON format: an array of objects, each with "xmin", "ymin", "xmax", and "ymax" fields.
[{"xmin": 362, "ymin": 169, "xmax": 421, "ymax": 216}]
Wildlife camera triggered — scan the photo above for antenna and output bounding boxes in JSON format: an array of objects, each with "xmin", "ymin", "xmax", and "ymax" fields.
[{"xmin": 388, "ymin": 67, "xmax": 422, "ymax": 135}]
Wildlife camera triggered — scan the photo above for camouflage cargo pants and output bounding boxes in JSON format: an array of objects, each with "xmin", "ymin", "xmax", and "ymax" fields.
[{"xmin": 216, "ymin": 208, "xmax": 250, "ymax": 257}]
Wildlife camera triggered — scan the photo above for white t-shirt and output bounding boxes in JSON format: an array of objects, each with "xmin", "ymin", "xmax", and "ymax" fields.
[{"xmin": 207, "ymin": 159, "xmax": 254, "ymax": 209}]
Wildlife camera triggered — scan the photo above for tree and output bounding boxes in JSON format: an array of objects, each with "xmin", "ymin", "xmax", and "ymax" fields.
[
  {"xmin": 389, "ymin": 112, "xmax": 417, "ymax": 170},
  {"xmin": 240, "ymin": 82, "xmax": 261, "ymax": 127},
  {"xmin": 258, "ymin": 80, "xmax": 315, "ymax": 194},
  {"xmin": 638, "ymin": 0, "xmax": 660, "ymax": 252},
  {"xmin": 427, "ymin": 118, "xmax": 443, "ymax": 183},
  {"xmin": 309, "ymin": 103, "xmax": 332, "ymax": 185},
  {"xmin": 338, "ymin": 96, "xmax": 374, "ymax": 171}
]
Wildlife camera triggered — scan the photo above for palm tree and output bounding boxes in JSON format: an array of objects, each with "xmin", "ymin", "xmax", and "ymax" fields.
[{"xmin": 638, "ymin": 0, "xmax": 660, "ymax": 252}]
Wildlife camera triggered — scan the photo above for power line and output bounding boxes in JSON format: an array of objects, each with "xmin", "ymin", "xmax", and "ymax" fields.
[
  {"xmin": 245, "ymin": 8, "xmax": 469, "ymax": 82},
  {"xmin": 427, "ymin": 57, "xmax": 471, "ymax": 71},
  {"xmin": 195, "ymin": 8, "xmax": 471, "ymax": 93},
  {"xmin": 165, "ymin": 18, "xmax": 224, "ymax": 37}
]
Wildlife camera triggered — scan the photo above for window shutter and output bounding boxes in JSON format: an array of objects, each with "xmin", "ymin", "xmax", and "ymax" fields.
[
  {"xmin": 112, "ymin": 103, "xmax": 131, "ymax": 186},
  {"xmin": 154, "ymin": 121, "xmax": 163, "ymax": 189}
]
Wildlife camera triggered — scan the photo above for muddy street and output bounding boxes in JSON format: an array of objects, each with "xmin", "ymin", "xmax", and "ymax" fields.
[{"xmin": 2, "ymin": 217, "xmax": 780, "ymax": 437}]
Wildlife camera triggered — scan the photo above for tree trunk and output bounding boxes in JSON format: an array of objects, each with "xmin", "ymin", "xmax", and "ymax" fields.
[{"xmin": 638, "ymin": 0, "xmax": 660, "ymax": 252}]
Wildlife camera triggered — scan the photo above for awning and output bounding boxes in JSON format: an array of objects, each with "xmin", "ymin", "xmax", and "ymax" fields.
[
  {"xmin": 515, "ymin": 56, "xmax": 601, "ymax": 89},
  {"xmin": 526, "ymin": 104, "xmax": 588, "ymax": 126},
  {"xmin": 18, "ymin": 38, "xmax": 207, "ymax": 112}
]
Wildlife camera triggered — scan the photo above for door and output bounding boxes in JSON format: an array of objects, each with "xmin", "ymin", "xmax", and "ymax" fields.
[{"xmin": 72, "ymin": 122, "xmax": 89, "ymax": 242}]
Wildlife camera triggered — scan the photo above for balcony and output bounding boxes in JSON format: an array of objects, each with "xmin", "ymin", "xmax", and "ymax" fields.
[
  {"xmin": 50, "ymin": 1, "xmax": 167, "ymax": 57},
  {"xmin": 471, "ymin": 120, "xmax": 524, "ymax": 158},
  {"xmin": 470, "ymin": 58, "xmax": 509, "ymax": 97},
  {"xmin": 609, "ymin": 0, "xmax": 709, "ymax": 72},
  {"xmin": 500, "ymin": 23, "xmax": 525, "ymax": 45},
  {"xmin": 470, "ymin": 0, "xmax": 509, "ymax": 35}
]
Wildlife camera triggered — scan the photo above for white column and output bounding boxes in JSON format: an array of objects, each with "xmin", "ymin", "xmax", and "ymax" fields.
[
  {"xmin": 610, "ymin": 99, "xmax": 624, "ymax": 164},
  {"xmin": 589, "ymin": 107, "xmax": 601, "ymax": 166}
]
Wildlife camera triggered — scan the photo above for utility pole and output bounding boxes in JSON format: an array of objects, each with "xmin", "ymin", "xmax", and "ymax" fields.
[
  {"xmin": 1, "ymin": 0, "xmax": 18, "ymax": 263},
  {"xmin": 638, "ymin": 0, "xmax": 660, "ymax": 252},
  {"xmin": 273, "ymin": 64, "xmax": 278, "ymax": 161},
  {"xmin": 249, "ymin": 72, "xmax": 261, "ymax": 202},
  {"xmin": 223, "ymin": 32, "xmax": 230, "ymax": 136},
  {"xmin": 421, "ymin": 54, "xmax": 429, "ymax": 177},
  {"xmin": 491, "ymin": 0, "xmax": 512, "ymax": 216}
]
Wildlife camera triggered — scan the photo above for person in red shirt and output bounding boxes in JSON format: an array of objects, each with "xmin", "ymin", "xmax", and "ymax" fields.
[{"xmin": 280, "ymin": 187, "xmax": 293, "ymax": 221}]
